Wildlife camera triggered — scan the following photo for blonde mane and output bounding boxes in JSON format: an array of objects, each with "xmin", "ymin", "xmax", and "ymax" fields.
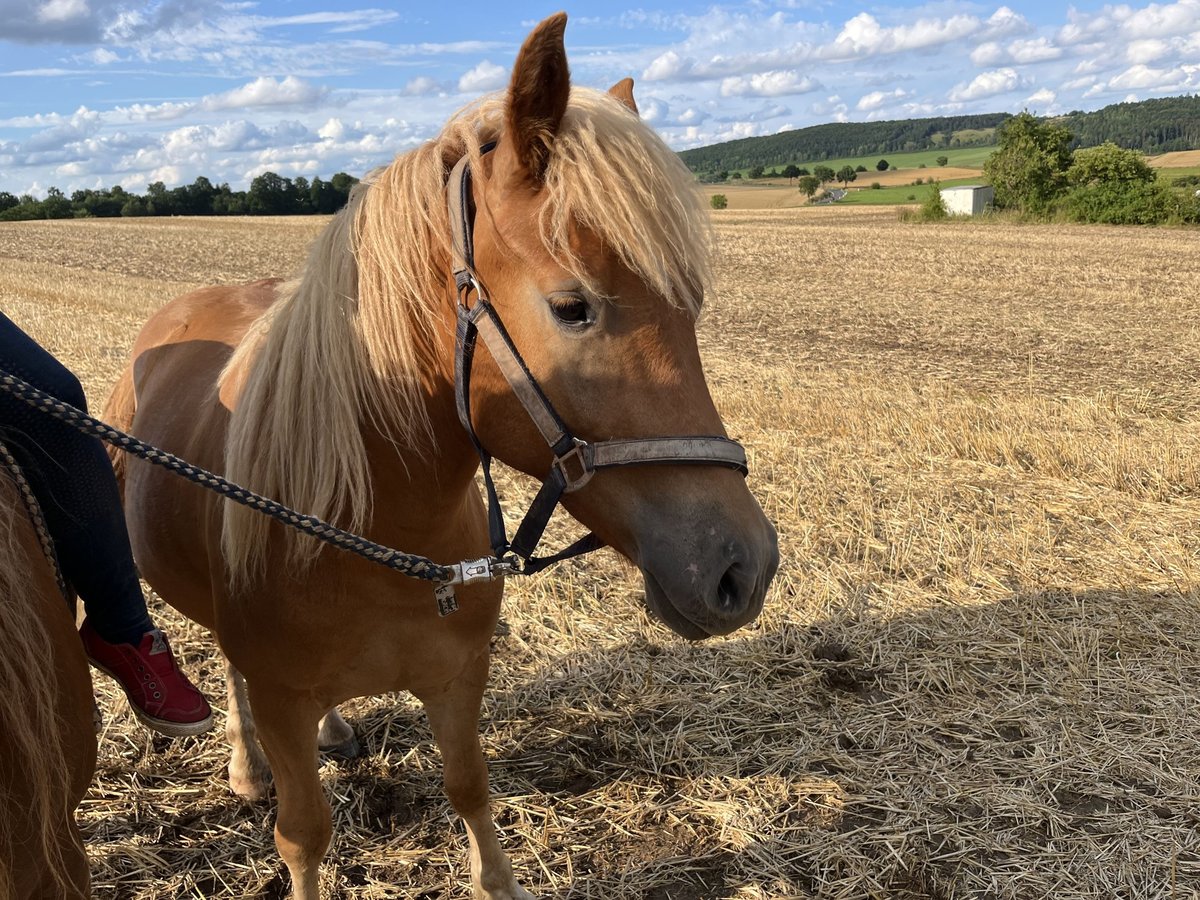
[
  {"xmin": 0, "ymin": 475, "xmax": 74, "ymax": 898},
  {"xmin": 221, "ymin": 86, "xmax": 713, "ymax": 583}
]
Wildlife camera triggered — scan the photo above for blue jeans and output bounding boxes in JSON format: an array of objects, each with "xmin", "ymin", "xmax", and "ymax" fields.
[{"xmin": 0, "ymin": 312, "xmax": 152, "ymax": 644}]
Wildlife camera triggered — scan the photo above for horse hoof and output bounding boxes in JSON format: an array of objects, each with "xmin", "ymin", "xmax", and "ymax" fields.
[
  {"xmin": 320, "ymin": 733, "xmax": 361, "ymax": 761},
  {"xmin": 229, "ymin": 769, "xmax": 272, "ymax": 801}
]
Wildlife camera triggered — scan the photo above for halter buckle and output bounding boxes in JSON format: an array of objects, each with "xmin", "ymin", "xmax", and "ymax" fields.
[
  {"xmin": 554, "ymin": 439, "xmax": 594, "ymax": 492},
  {"xmin": 455, "ymin": 270, "xmax": 484, "ymax": 309}
]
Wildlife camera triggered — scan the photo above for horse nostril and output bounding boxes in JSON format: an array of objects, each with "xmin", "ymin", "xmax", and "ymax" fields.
[{"xmin": 717, "ymin": 563, "xmax": 743, "ymax": 613}]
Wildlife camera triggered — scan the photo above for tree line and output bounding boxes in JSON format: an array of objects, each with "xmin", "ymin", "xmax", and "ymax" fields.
[
  {"xmin": 679, "ymin": 113, "xmax": 1010, "ymax": 174},
  {"xmin": 0, "ymin": 171, "xmax": 359, "ymax": 222},
  {"xmin": 680, "ymin": 94, "xmax": 1200, "ymax": 181},
  {"xmin": 1054, "ymin": 96, "xmax": 1200, "ymax": 155},
  {"xmin": 981, "ymin": 111, "xmax": 1199, "ymax": 225}
]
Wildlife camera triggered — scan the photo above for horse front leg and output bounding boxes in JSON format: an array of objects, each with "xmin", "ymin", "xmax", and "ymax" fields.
[
  {"xmin": 247, "ymin": 682, "xmax": 330, "ymax": 900},
  {"xmin": 418, "ymin": 648, "xmax": 534, "ymax": 900},
  {"xmin": 225, "ymin": 660, "xmax": 272, "ymax": 800}
]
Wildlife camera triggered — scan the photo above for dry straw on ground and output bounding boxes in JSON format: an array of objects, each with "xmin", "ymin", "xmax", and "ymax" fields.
[{"xmin": 2, "ymin": 207, "xmax": 1199, "ymax": 899}]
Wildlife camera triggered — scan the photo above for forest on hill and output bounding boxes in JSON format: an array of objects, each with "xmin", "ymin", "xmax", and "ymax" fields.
[
  {"xmin": 681, "ymin": 94, "xmax": 1200, "ymax": 175},
  {"xmin": 1053, "ymin": 96, "xmax": 1200, "ymax": 154},
  {"xmin": 679, "ymin": 114, "xmax": 1008, "ymax": 173}
]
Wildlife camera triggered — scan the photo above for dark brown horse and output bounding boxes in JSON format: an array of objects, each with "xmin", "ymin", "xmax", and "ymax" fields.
[
  {"xmin": 0, "ymin": 464, "xmax": 96, "ymax": 898},
  {"xmin": 106, "ymin": 13, "xmax": 777, "ymax": 898}
]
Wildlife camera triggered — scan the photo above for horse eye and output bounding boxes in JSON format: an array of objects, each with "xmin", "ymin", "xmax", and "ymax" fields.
[{"xmin": 549, "ymin": 295, "xmax": 593, "ymax": 327}]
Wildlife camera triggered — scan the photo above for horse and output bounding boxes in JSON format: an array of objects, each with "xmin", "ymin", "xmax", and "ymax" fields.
[
  {"xmin": 104, "ymin": 13, "xmax": 778, "ymax": 898},
  {"xmin": 0, "ymin": 456, "xmax": 97, "ymax": 898}
]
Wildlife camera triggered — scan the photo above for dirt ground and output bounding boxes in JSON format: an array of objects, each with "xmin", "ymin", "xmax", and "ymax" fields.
[{"xmin": 2, "ymin": 207, "xmax": 1200, "ymax": 898}]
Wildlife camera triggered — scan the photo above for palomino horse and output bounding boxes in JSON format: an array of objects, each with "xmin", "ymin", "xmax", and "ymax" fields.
[
  {"xmin": 0, "ymin": 459, "xmax": 96, "ymax": 898},
  {"xmin": 105, "ymin": 13, "xmax": 778, "ymax": 898}
]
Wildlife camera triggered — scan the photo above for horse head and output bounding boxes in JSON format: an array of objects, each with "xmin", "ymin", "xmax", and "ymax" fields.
[{"xmin": 446, "ymin": 13, "xmax": 779, "ymax": 639}]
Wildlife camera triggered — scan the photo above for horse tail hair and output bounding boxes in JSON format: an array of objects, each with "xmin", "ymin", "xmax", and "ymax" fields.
[{"xmin": 0, "ymin": 477, "xmax": 87, "ymax": 898}]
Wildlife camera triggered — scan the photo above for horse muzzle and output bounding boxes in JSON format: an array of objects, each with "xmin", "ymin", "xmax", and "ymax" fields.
[{"xmin": 639, "ymin": 515, "xmax": 778, "ymax": 640}]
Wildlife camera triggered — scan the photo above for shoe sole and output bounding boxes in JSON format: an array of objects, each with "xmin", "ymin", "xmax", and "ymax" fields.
[{"xmin": 87, "ymin": 658, "xmax": 215, "ymax": 738}]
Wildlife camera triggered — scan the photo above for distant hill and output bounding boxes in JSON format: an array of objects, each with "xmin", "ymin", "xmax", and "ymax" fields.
[
  {"xmin": 1054, "ymin": 95, "xmax": 1200, "ymax": 155},
  {"xmin": 679, "ymin": 94, "xmax": 1200, "ymax": 175},
  {"xmin": 679, "ymin": 114, "xmax": 1007, "ymax": 173}
]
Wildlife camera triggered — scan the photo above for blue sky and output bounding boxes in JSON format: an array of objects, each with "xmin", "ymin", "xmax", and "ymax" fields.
[{"xmin": 1, "ymin": 1, "xmax": 1197, "ymax": 196}]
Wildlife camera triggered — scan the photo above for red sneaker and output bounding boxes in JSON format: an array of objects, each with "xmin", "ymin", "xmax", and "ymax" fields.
[{"xmin": 80, "ymin": 619, "xmax": 214, "ymax": 737}]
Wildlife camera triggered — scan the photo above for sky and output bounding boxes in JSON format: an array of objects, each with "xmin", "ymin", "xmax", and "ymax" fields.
[{"xmin": 0, "ymin": 1, "xmax": 1197, "ymax": 197}]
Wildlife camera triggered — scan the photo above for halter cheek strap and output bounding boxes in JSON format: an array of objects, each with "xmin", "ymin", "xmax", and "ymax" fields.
[{"xmin": 447, "ymin": 148, "xmax": 748, "ymax": 575}]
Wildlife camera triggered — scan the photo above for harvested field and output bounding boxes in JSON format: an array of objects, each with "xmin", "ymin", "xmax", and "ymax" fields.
[
  {"xmin": 2, "ymin": 207, "xmax": 1200, "ymax": 899},
  {"xmin": 1148, "ymin": 149, "xmax": 1200, "ymax": 168}
]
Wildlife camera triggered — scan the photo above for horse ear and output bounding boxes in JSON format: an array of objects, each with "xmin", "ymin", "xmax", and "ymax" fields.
[
  {"xmin": 608, "ymin": 77, "xmax": 638, "ymax": 114},
  {"xmin": 505, "ymin": 12, "xmax": 570, "ymax": 183}
]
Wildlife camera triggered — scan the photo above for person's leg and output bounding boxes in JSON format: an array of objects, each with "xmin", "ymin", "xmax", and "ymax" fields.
[
  {"xmin": 0, "ymin": 312, "xmax": 212, "ymax": 735},
  {"xmin": 0, "ymin": 312, "xmax": 151, "ymax": 642}
]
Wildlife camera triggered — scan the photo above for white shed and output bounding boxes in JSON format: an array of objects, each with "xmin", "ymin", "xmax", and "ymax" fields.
[{"xmin": 940, "ymin": 185, "xmax": 994, "ymax": 216}]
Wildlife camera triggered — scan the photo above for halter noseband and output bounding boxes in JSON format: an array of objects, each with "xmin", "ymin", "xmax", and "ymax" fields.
[{"xmin": 446, "ymin": 145, "xmax": 749, "ymax": 579}]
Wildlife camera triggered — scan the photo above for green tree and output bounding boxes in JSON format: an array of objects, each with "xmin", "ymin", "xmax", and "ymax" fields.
[
  {"xmin": 748, "ymin": 165, "xmax": 764, "ymax": 179},
  {"xmin": 796, "ymin": 175, "xmax": 820, "ymax": 199},
  {"xmin": 876, "ymin": 159, "xmax": 890, "ymax": 171},
  {"xmin": 1067, "ymin": 142, "xmax": 1155, "ymax": 187},
  {"xmin": 42, "ymin": 187, "xmax": 72, "ymax": 219},
  {"xmin": 0, "ymin": 192, "xmax": 17, "ymax": 212},
  {"xmin": 247, "ymin": 172, "xmax": 296, "ymax": 214},
  {"xmin": 836, "ymin": 165, "xmax": 858, "ymax": 186},
  {"xmin": 121, "ymin": 197, "xmax": 149, "ymax": 217},
  {"xmin": 710, "ymin": 194, "xmax": 728, "ymax": 210},
  {"xmin": 919, "ymin": 184, "xmax": 948, "ymax": 220},
  {"xmin": 185, "ymin": 176, "xmax": 215, "ymax": 215},
  {"xmin": 1064, "ymin": 142, "xmax": 1170, "ymax": 224},
  {"xmin": 936, "ymin": 155, "xmax": 949, "ymax": 166},
  {"xmin": 329, "ymin": 172, "xmax": 359, "ymax": 211},
  {"xmin": 145, "ymin": 181, "xmax": 173, "ymax": 216},
  {"xmin": 781, "ymin": 164, "xmax": 801, "ymax": 182},
  {"xmin": 813, "ymin": 165, "xmax": 835, "ymax": 184},
  {"xmin": 983, "ymin": 110, "xmax": 1073, "ymax": 212}
]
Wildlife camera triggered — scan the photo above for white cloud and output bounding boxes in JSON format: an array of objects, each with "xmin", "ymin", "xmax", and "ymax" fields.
[
  {"xmin": 948, "ymin": 67, "xmax": 1021, "ymax": 102},
  {"xmin": 402, "ymin": 76, "xmax": 441, "ymax": 97},
  {"xmin": 1120, "ymin": 0, "xmax": 1200, "ymax": 39},
  {"xmin": 856, "ymin": 88, "xmax": 909, "ymax": 112},
  {"xmin": 1026, "ymin": 88, "xmax": 1057, "ymax": 107},
  {"xmin": 87, "ymin": 47, "xmax": 119, "ymax": 64},
  {"xmin": 457, "ymin": 60, "xmax": 506, "ymax": 93},
  {"xmin": 1126, "ymin": 38, "xmax": 1172, "ymax": 64},
  {"xmin": 823, "ymin": 12, "xmax": 981, "ymax": 61},
  {"xmin": 1008, "ymin": 38, "xmax": 1062, "ymax": 63},
  {"xmin": 254, "ymin": 10, "xmax": 400, "ymax": 34},
  {"xmin": 638, "ymin": 96, "xmax": 668, "ymax": 124},
  {"xmin": 37, "ymin": 0, "xmax": 88, "ymax": 24},
  {"xmin": 810, "ymin": 94, "xmax": 848, "ymax": 123},
  {"xmin": 970, "ymin": 42, "xmax": 1006, "ymax": 67},
  {"xmin": 202, "ymin": 76, "xmax": 327, "ymax": 112},
  {"xmin": 1107, "ymin": 62, "xmax": 1197, "ymax": 90},
  {"xmin": 982, "ymin": 6, "xmax": 1031, "ymax": 39},
  {"xmin": 719, "ymin": 70, "xmax": 817, "ymax": 97},
  {"xmin": 643, "ymin": 50, "xmax": 686, "ymax": 82}
]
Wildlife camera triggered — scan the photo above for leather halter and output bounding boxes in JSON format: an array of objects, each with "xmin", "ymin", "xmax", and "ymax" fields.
[{"xmin": 447, "ymin": 145, "xmax": 748, "ymax": 577}]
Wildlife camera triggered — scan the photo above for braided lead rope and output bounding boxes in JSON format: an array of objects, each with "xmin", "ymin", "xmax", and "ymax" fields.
[
  {"xmin": 0, "ymin": 372, "xmax": 460, "ymax": 585},
  {"xmin": 0, "ymin": 437, "xmax": 72, "ymax": 602}
]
